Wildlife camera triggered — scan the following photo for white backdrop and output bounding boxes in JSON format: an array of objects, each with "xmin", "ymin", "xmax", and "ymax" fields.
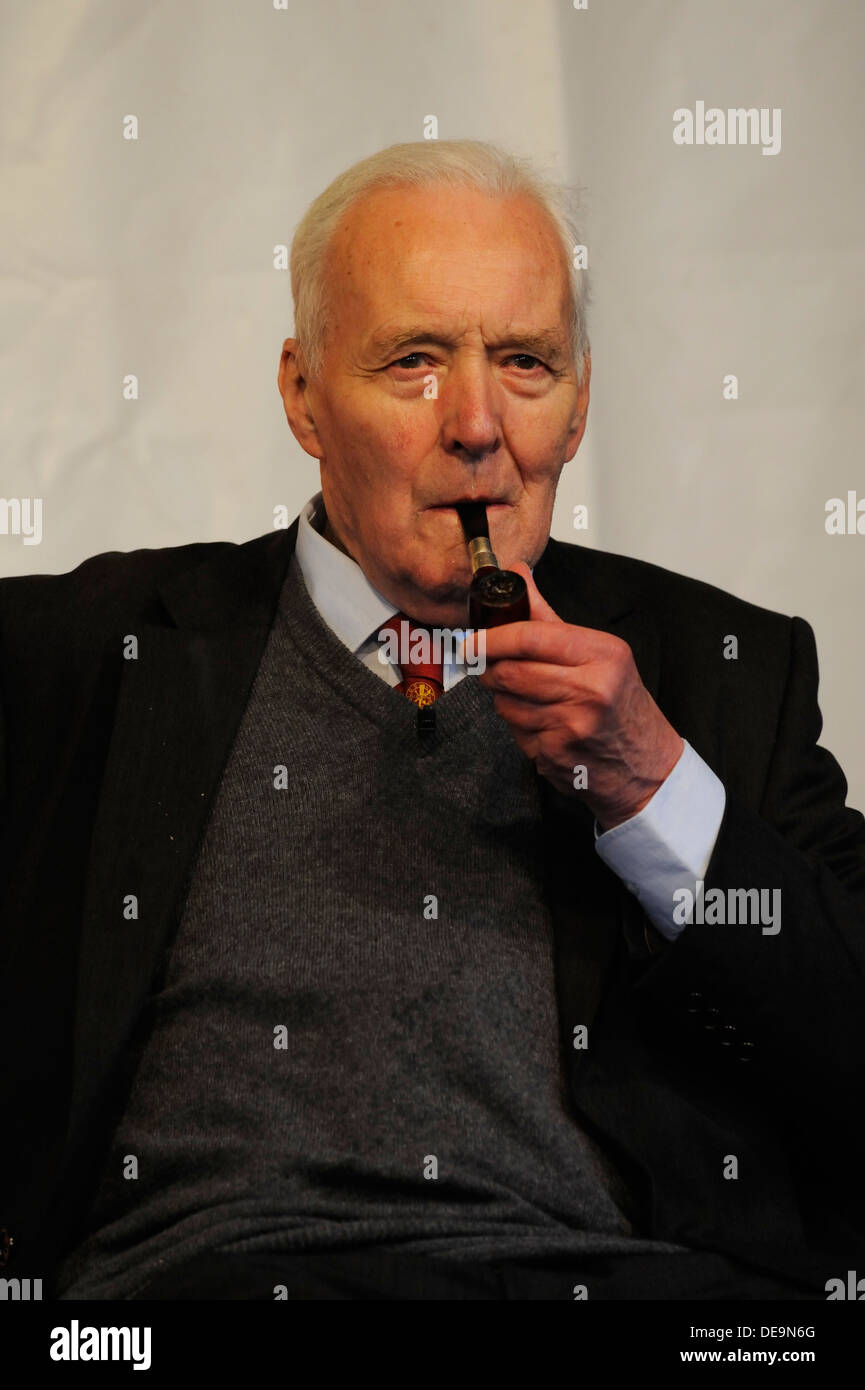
[{"xmin": 1, "ymin": 0, "xmax": 862, "ymax": 806}]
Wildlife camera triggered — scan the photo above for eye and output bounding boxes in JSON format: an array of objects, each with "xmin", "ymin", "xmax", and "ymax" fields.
[
  {"xmin": 507, "ymin": 354, "xmax": 547, "ymax": 371},
  {"xmin": 390, "ymin": 352, "xmax": 431, "ymax": 369}
]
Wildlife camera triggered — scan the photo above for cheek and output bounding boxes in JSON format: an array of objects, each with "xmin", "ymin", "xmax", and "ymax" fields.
[
  {"xmin": 510, "ymin": 401, "xmax": 574, "ymax": 468},
  {"xmin": 365, "ymin": 410, "xmax": 430, "ymax": 481}
]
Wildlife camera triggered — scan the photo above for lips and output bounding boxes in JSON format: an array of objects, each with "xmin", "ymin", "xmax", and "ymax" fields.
[{"xmin": 429, "ymin": 499, "xmax": 509, "ymax": 508}]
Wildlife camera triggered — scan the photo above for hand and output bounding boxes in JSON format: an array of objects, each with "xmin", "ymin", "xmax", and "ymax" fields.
[{"xmin": 461, "ymin": 563, "xmax": 684, "ymax": 829}]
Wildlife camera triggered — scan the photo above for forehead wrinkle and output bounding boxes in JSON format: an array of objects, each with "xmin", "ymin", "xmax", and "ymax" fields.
[
  {"xmin": 338, "ymin": 207, "xmax": 562, "ymax": 295},
  {"xmin": 365, "ymin": 276, "xmax": 570, "ymax": 358}
]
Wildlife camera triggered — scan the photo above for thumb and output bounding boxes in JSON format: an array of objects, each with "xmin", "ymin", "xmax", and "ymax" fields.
[{"xmin": 510, "ymin": 561, "xmax": 563, "ymax": 624}]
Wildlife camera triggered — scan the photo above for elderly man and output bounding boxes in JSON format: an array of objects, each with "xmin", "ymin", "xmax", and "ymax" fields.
[{"xmin": 1, "ymin": 140, "xmax": 863, "ymax": 1303}]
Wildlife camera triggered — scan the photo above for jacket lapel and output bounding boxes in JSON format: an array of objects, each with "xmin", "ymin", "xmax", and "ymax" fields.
[
  {"xmin": 68, "ymin": 523, "xmax": 298, "ymax": 1151},
  {"xmin": 532, "ymin": 539, "xmax": 662, "ymax": 1047}
]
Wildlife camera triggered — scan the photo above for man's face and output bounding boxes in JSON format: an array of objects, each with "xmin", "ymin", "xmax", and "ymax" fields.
[{"xmin": 279, "ymin": 182, "xmax": 590, "ymax": 626}]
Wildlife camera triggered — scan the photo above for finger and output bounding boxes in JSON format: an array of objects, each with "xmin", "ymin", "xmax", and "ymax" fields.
[
  {"xmin": 480, "ymin": 658, "xmax": 592, "ymax": 704},
  {"xmin": 509, "ymin": 561, "xmax": 563, "ymax": 625},
  {"xmin": 462, "ymin": 620, "xmax": 604, "ymax": 668},
  {"xmin": 490, "ymin": 690, "xmax": 568, "ymax": 730}
]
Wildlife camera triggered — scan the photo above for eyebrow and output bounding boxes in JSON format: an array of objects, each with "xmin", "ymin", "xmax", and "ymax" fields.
[{"xmin": 366, "ymin": 326, "xmax": 570, "ymax": 363}]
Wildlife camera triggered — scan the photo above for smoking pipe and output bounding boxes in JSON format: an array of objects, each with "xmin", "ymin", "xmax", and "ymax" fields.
[{"xmin": 456, "ymin": 501, "xmax": 530, "ymax": 628}]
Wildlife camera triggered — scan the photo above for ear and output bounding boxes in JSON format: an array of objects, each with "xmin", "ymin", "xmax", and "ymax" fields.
[
  {"xmin": 564, "ymin": 348, "xmax": 591, "ymax": 460},
  {"xmin": 278, "ymin": 338, "xmax": 324, "ymax": 460}
]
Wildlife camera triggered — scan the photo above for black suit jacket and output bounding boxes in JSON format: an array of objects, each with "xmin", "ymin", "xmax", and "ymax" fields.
[{"xmin": 2, "ymin": 520, "xmax": 864, "ymax": 1293}]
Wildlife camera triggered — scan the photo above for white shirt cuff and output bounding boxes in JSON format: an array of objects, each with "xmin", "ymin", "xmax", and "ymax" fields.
[{"xmin": 593, "ymin": 740, "xmax": 726, "ymax": 942}]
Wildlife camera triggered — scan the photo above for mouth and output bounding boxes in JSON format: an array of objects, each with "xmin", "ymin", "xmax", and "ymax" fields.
[{"xmin": 427, "ymin": 499, "xmax": 511, "ymax": 511}]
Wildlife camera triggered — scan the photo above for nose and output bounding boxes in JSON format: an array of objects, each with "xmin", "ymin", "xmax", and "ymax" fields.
[{"xmin": 439, "ymin": 353, "xmax": 502, "ymax": 461}]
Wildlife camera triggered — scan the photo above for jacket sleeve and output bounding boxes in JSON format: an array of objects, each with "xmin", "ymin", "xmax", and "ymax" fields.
[
  {"xmin": 631, "ymin": 613, "xmax": 865, "ymax": 1119},
  {"xmin": 0, "ymin": 614, "xmax": 7, "ymax": 866}
]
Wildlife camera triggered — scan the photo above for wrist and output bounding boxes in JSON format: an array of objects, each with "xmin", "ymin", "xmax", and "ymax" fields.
[{"xmin": 593, "ymin": 736, "xmax": 686, "ymax": 831}]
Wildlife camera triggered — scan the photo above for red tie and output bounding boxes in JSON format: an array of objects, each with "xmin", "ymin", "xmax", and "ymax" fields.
[{"xmin": 377, "ymin": 612, "xmax": 444, "ymax": 706}]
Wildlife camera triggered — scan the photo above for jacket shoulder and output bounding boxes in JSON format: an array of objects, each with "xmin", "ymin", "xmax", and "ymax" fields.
[
  {"xmin": 545, "ymin": 537, "xmax": 796, "ymax": 642},
  {"xmin": 0, "ymin": 530, "xmax": 285, "ymax": 642}
]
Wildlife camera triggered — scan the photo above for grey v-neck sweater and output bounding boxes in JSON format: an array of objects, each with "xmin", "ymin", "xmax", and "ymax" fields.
[{"xmin": 57, "ymin": 553, "xmax": 683, "ymax": 1299}]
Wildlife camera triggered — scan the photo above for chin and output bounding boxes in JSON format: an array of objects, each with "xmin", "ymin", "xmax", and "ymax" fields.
[
  {"xmin": 402, "ymin": 576, "xmax": 468, "ymax": 623},
  {"xmin": 409, "ymin": 597, "xmax": 469, "ymax": 629}
]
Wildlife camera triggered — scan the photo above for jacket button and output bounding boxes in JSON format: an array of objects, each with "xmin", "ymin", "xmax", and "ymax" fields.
[
  {"xmin": 702, "ymin": 1008, "xmax": 722, "ymax": 1032},
  {"xmin": 719, "ymin": 1024, "xmax": 738, "ymax": 1047},
  {"xmin": 736, "ymin": 1041, "xmax": 756, "ymax": 1062}
]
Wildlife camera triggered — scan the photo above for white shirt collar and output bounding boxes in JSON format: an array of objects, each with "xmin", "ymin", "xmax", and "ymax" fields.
[
  {"xmin": 294, "ymin": 492, "xmax": 404, "ymax": 653},
  {"xmin": 294, "ymin": 490, "xmax": 532, "ymax": 653}
]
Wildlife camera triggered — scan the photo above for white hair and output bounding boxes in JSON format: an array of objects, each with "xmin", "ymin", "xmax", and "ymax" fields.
[{"xmin": 289, "ymin": 139, "xmax": 590, "ymax": 384}]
